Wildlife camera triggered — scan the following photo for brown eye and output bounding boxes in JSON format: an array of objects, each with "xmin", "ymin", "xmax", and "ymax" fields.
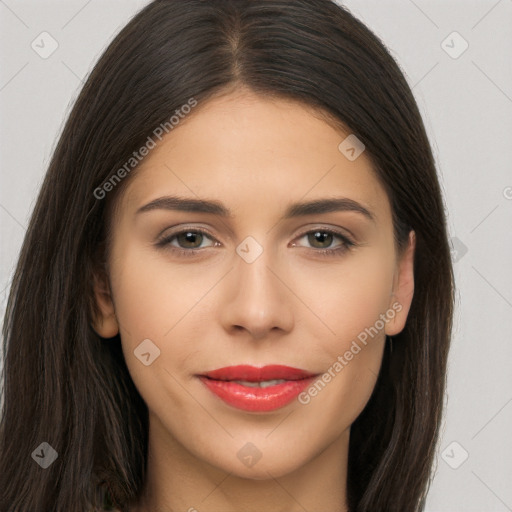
[
  {"xmin": 176, "ymin": 231, "xmax": 205, "ymax": 249},
  {"xmin": 155, "ymin": 228, "xmax": 218, "ymax": 254},
  {"xmin": 307, "ymin": 231, "xmax": 334, "ymax": 249},
  {"xmin": 292, "ymin": 228, "xmax": 356, "ymax": 258}
]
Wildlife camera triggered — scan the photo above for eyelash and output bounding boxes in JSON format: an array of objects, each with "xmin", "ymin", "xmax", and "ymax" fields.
[{"xmin": 155, "ymin": 227, "xmax": 356, "ymax": 258}]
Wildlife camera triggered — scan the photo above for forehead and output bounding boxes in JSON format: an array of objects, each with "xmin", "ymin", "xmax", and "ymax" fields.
[{"xmin": 120, "ymin": 90, "xmax": 390, "ymax": 221}]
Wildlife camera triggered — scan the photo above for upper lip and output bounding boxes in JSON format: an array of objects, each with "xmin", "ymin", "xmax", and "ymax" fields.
[{"xmin": 200, "ymin": 365, "xmax": 318, "ymax": 382}]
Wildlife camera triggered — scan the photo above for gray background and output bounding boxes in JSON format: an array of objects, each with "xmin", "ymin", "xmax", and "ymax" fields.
[{"xmin": 1, "ymin": 1, "xmax": 511, "ymax": 510}]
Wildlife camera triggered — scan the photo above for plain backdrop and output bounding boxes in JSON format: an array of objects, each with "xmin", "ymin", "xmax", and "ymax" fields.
[{"xmin": 1, "ymin": 1, "xmax": 511, "ymax": 510}]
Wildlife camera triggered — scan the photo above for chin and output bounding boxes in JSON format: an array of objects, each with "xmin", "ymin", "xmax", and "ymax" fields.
[{"xmin": 211, "ymin": 450, "xmax": 307, "ymax": 481}]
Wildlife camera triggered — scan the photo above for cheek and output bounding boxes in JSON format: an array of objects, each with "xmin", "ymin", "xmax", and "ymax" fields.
[
  {"xmin": 111, "ymin": 241, "xmax": 221, "ymax": 340},
  {"xmin": 291, "ymin": 249, "xmax": 394, "ymax": 428},
  {"xmin": 296, "ymin": 246, "xmax": 395, "ymax": 350},
  {"xmin": 108, "ymin": 243, "xmax": 223, "ymax": 402}
]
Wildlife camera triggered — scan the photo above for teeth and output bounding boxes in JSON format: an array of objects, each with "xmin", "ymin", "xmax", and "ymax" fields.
[{"xmin": 232, "ymin": 379, "xmax": 288, "ymax": 388}]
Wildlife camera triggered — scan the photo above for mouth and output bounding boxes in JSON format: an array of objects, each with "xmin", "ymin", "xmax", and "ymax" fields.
[{"xmin": 197, "ymin": 365, "xmax": 319, "ymax": 412}]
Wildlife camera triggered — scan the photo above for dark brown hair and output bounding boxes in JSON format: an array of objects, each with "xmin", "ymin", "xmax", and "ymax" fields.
[{"xmin": 0, "ymin": 1, "xmax": 454, "ymax": 510}]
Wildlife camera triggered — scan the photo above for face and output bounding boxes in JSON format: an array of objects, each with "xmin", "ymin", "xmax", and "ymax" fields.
[{"xmin": 93, "ymin": 88, "xmax": 415, "ymax": 481}]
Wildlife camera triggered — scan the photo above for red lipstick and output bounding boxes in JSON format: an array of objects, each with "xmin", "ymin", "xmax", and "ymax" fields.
[{"xmin": 198, "ymin": 365, "xmax": 318, "ymax": 412}]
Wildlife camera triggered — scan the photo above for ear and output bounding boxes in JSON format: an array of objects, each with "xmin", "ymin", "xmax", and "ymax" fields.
[
  {"xmin": 385, "ymin": 230, "xmax": 416, "ymax": 336},
  {"xmin": 91, "ymin": 269, "xmax": 119, "ymax": 338}
]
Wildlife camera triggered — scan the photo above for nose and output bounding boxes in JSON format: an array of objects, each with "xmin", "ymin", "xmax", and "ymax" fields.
[{"xmin": 219, "ymin": 246, "xmax": 295, "ymax": 340}]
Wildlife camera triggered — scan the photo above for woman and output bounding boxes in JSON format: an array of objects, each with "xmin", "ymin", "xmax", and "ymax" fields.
[{"xmin": 0, "ymin": 0, "xmax": 454, "ymax": 510}]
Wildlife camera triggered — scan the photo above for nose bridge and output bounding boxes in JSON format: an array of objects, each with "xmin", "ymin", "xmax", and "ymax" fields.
[
  {"xmin": 220, "ymin": 235, "xmax": 294, "ymax": 338},
  {"xmin": 235, "ymin": 236, "xmax": 281, "ymax": 311},
  {"xmin": 237, "ymin": 242, "xmax": 276, "ymax": 305}
]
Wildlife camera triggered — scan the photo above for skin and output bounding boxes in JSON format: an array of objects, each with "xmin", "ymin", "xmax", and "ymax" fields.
[{"xmin": 93, "ymin": 88, "xmax": 415, "ymax": 512}]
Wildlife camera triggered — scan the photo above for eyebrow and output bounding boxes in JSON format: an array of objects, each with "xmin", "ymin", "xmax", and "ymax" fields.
[{"xmin": 136, "ymin": 195, "xmax": 376, "ymax": 223}]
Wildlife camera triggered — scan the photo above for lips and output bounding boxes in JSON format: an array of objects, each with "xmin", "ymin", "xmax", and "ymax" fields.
[
  {"xmin": 202, "ymin": 364, "xmax": 317, "ymax": 382},
  {"xmin": 198, "ymin": 365, "xmax": 319, "ymax": 412}
]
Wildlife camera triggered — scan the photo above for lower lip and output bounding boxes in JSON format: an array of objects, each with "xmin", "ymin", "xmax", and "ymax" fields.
[{"xmin": 198, "ymin": 376, "xmax": 317, "ymax": 412}]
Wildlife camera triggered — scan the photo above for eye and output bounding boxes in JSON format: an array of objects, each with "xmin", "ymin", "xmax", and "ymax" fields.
[
  {"xmin": 155, "ymin": 228, "xmax": 218, "ymax": 256},
  {"xmin": 292, "ymin": 228, "xmax": 355, "ymax": 257}
]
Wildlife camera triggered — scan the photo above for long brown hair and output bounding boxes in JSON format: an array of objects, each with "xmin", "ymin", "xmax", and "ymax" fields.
[{"xmin": 0, "ymin": 1, "xmax": 454, "ymax": 510}]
